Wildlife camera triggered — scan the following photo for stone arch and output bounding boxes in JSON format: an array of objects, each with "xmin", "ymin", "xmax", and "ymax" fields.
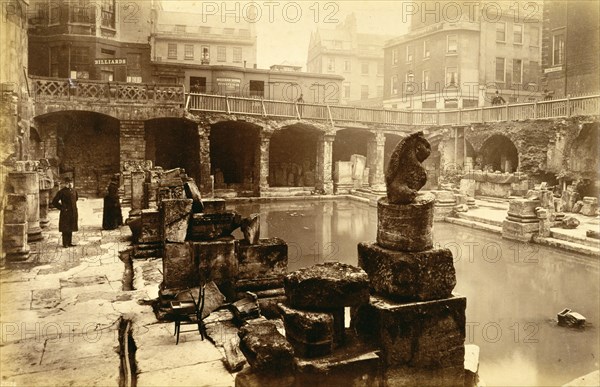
[
  {"xmin": 269, "ymin": 123, "xmax": 321, "ymax": 187},
  {"xmin": 34, "ymin": 111, "xmax": 120, "ymax": 197},
  {"xmin": 145, "ymin": 117, "xmax": 201, "ymax": 186},
  {"xmin": 209, "ymin": 120, "xmax": 261, "ymax": 195},
  {"xmin": 332, "ymin": 128, "xmax": 369, "ymax": 163},
  {"xmin": 477, "ymin": 134, "xmax": 519, "ymax": 172}
]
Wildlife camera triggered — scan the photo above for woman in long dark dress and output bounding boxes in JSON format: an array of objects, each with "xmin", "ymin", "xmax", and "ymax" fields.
[{"xmin": 102, "ymin": 179, "xmax": 123, "ymax": 230}]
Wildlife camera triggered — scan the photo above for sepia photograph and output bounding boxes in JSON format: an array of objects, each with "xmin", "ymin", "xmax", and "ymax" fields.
[{"xmin": 0, "ymin": 0, "xmax": 598, "ymax": 386}]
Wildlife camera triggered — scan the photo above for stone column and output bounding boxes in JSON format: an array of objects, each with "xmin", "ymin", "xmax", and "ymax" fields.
[
  {"xmin": 258, "ymin": 130, "xmax": 272, "ymax": 196},
  {"xmin": 9, "ymin": 164, "xmax": 42, "ymax": 242},
  {"xmin": 367, "ymin": 131, "xmax": 386, "ymax": 192},
  {"xmin": 197, "ymin": 124, "xmax": 212, "ymax": 197},
  {"xmin": 2, "ymin": 194, "xmax": 30, "ymax": 261},
  {"xmin": 119, "ymin": 120, "xmax": 146, "ymax": 168},
  {"xmin": 316, "ymin": 133, "xmax": 335, "ymax": 195},
  {"xmin": 130, "ymin": 170, "xmax": 145, "ymax": 216}
]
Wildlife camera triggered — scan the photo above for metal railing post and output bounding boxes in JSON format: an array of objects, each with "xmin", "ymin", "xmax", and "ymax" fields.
[
  {"xmin": 327, "ymin": 105, "xmax": 334, "ymax": 126},
  {"xmin": 566, "ymin": 94, "xmax": 571, "ymax": 118},
  {"xmin": 261, "ymin": 99, "xmax": 267, "ymax": 117},
  {"xmin": 225, "ymin": 96, "xmax": 230, "ymax": 114}
]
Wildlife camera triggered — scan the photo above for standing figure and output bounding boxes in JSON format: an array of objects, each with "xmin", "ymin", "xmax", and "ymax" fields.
[
  {"xmin": 102, "ymin": 176, "xmax": 123, "ymax": 230},
  {"xmin": 52, "ymin": 177, "xmax": 78, "ymax": 247},
  {"xmin": 491, "ymin": 90, "xmax": 506, "ymax": 105}
]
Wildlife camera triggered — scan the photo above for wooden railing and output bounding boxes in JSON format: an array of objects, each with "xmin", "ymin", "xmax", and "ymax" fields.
[
  {"xmin": 186, "ymin": 93, "xmax": 600, "ymax": 126},
  {"xmin": 30, "ymin": 76, "xmax": 185, "ymax": 105}
]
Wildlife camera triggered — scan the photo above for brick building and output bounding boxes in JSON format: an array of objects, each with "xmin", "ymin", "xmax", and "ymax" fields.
[
  {"xmin": 383, "ymin": 1, "xmax": 543, "ymax": 109},
  {"xmin": 541, "ymin": 1, "xmax": 600, "ymax": 97}
]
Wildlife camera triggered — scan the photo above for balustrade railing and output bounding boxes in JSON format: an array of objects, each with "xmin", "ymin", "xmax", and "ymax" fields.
[{"xmin": 30, "ymin": 76, "xmax": 185, "ymax": 105}]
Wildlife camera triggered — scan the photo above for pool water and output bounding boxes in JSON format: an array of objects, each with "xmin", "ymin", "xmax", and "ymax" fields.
[{"xmin": 230, "ymin": 200, "xmax": 599, "ymax": 386}]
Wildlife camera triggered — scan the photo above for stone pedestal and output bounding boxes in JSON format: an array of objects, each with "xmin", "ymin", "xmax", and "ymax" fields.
[
  {"xmin": 358, "ymin": 243, "xmax": 456, "ymax": 301},
  {"xmin": 238, "ymin": 320, "xmax": 295, "ymax": 374},
  {"xmin": 129, "ymin": 170, "xmax": 146, "ymax": 216},
  {"xmin": 377, "ymin": 193, "xmax": 434, "ymax": 252},
  {"xmin": 160, "ymin": 198, "xmax": 192, "ymax": 243},
  {"xmin": 581, "ymin": 197, "xmax": 598, "ymax": 216},
  {"xmin": 139, "ymin": 209, "xmax": 161, "ymax": 244},
  {"xmin": 8, "ymin": 171, "xmax": 42, "ymax": 242},
  {"xmin": 502, "ymin": 198, "xmax": 541, "ymax": 242},
  {"xmin": 278, "ymin": 303, "xmax": 334, "ymax": 358},
  {"xmin": 163, "ymin": 242, "xmax": 197, "ymax": 289},
  {"xmin": 192, "ymin": 237, "xmax": 238, "ymax": 300},
  {"xmin": 333, "ymin": 161, "xmax": 354, "ymax": 194},
  {"xmin": 38, "ymin": 189, "xmax": 51, "ymax": 228},
  {"xmin": 352, "ymin": 294, "xmax": 466, "ymax": 379},
  {"xmin": 430, "ymin": 190, "xmax": 456, "ymax": 221},
  {"xmin": 2, "ymin": 194, "xmax": 30, "ymax": 261}
]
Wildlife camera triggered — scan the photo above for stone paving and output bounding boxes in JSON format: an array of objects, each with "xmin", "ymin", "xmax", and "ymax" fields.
[{"xmin": 0, "ymin": 198, "xmax": 234, "ymax": 387}]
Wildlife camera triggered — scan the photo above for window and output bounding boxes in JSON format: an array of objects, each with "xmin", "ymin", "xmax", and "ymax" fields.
[
  {"xmin": 49, "ymin": 2, "xmax": 60, "ymax": 24},
  {"xmin": 127, "ymin": 53, "xmax": 142, "ymax": 82},
  {"xmin": 513, "ymin": 24, "xmax": 523, "ymax": 44},
  {"xmin": 101, "ymin": 70, "xmax": 114, "ymax": 81},
  {"xmin": 50, "ymin": 47, "xmax": 59, "ymax": 77},
  {"xmin": 405, "ymin": 71, "xmax": 415, "ymax": 83},
  {"xmin": 405, "ymin": 72, "xmax": 415, "ymax": 93},
  {"xmin": 391, "ymin": 75, "xmax": 398, "ymax": 95},
  {"xmin": 175, "ymin": 25, "xmax": 186, "ymax": 33},
  {"xmin": 201, "ymin": 46, "xmax": 210, "ymax": 63},
  {"xmin": 377, "ymin": 85, "xmax": 383, "ymax": 97},
  {"xmin": 530, "ymin": 26, "xmax": 539, "ymax": 47},
  {"xmin": 392, "ymin": 48, "xmax": 398, "ymax": 65},
  {"xmin": 249, "ymin": 80, "xmax": 264, "ymax": 97},
  {"xmin": 71, "ymin": 0, "xmax": 92, "ymax": 23},
  {"xmin": 344, "ymin": 60, "xmax": 351, "ymax": 72},
  {"xmin": 168, "ymin": 43, "xmax": 177, "ymax": 59},
  {"xmin": 217, "ymin": 46, "xmax": 226, "ymax": 62},
  {"xmin": 447, "ymin": 35, "xmax": 457, "ymax": 53},
  {"xmin": 377, "ymin": 62, "xmax": 383, "ymax": 75},
  {"xmin": 423, "ymin": 40, "xmax": 430, "ymax": 59},
  {"xmin": 496, "ymin": 22, "xmax": 506, "ymax": 42},
  {"xmin": 233, "ymin": 47, "xmax": 242, "ymax": 63},
  {"xmin": 101, "ymin": 0, "xmax": 115, "ymax": 28},
  {"xmin": 445, "ymin": 67, "xmax": 458, "ymax": 85},
  {"xmin": 71, "ymin": 46, "xmax": 89, "ymax": 65},
  {"xmin": 552, "ymin": 33, "xmax": 565, "ymax": 65},
  {"xmin": 361, "ymin": 85, "xmax": 369, "ymax": 100},
  {"xmin": 422, "ymin": 70, "xmax": 430, "ymax": 90},
  {"xmin": 343, "ymin": 83, "xmax": 350, "ymax": 98},
  {"xmin": 512, "ymin": 59, "xmax": 522, "ymax": 83},
  {"xmin": 406, "ymin": 45, "xmax": 414, "ymax": 62},
  {"xmin": 361, "ymin": 62, "xmax": 369, "ymax": 74},
  {"xmin": 327, "ymin": 58, "xmax": 335, "ymax": 72},
  {"xmin": 495, "ymin": 57, "xmax": 505, "ymax": 82},
  {"xmin": 184, "ymin": 44, "xmax": 194, "ymax": 60}
]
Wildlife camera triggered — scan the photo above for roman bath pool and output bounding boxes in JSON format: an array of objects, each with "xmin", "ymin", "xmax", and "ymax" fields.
[{"xmin": 230, "ymin": 199, "xmax": 599, "ymax": 386}]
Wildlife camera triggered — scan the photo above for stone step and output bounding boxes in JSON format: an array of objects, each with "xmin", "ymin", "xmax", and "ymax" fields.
[
  {"xmin": 457, "ymin": 212, "xmax": 504, "ymax": 227},
  {"xmin": 533, "ymin": 236, "xmax": 600, "ymax": 257},
  {"xmin": 444, "ymin": 216, "xmax": 503, "ymax": 234},
  {"xmin": 475, "ymin": 196, "xmax": 510, "ymax": 210},
  {"xmin": 549, "ymin": 229, "xmax": 600, "ymax": 249}
]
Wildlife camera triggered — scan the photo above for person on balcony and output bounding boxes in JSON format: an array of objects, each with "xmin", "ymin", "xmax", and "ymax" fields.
[
  {"xmin": 491, "ymin": 90, "xmax": 506, "ymax": 105},
  {"xmin": 52, "ymin": 177, "xmax": 79, "ymax": 248}
]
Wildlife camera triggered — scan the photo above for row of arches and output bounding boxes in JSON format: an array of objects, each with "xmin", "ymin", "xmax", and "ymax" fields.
[{"xmin": 30, "ymin": 111, "xmax": 532, "ymax": 197}]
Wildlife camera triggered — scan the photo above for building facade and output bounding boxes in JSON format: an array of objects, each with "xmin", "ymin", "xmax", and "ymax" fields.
[
  {"xmin": 150, "ymin": 9, "xmax": 257, "ymax": 83},
  {"xmin": 383, "ymin": 1, "xmax": 542, "ymax": 109},
  {"xmin": 541, "ymin": 1, "xmax": 600, "ymax": 97},
  {"xmin": 307, "ymin": 14, "xmax": 391, "ymax": 105},
  {"xmin": 27, "ymin": 0, "xmax": 157, "ymax": 82}
]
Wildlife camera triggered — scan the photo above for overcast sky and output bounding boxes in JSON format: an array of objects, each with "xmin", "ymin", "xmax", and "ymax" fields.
[{"xmin": 161, "ymin": 1, "xmax": 410, "ymax": 69}]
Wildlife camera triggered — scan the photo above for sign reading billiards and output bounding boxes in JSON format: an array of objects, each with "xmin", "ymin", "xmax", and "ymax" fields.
[{"xmin": 94, "ymin": 58, "xmax": 127, "ymax": 65}]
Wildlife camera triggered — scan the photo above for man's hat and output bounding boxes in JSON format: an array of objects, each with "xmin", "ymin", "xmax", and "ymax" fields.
[{"xmin": 63, "ymin": 177, "xmax": 73, "ymax": 183}]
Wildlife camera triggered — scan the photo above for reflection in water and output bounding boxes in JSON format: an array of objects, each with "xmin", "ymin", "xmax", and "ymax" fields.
[{"xmin": 230, "ymin": 200, "xmax": 599, "ymax": 386}]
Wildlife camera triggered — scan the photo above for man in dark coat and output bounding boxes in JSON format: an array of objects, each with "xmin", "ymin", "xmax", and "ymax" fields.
[
  {"xmin": 52, "ymin": 177, "xmax": 78, "ymax": 247},
  {"xmin": 102, "ymin": 176, "xmax": 123, "ymax": 230}
]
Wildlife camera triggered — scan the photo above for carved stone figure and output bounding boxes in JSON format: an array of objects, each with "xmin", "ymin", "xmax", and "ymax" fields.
[{"xmin": 385, "ymin": 131, "xmax": 431, "ymax": 204}]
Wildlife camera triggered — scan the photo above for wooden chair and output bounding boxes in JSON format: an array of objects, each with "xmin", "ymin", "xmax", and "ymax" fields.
[{"xmin": 170, "ymin": 286, "xmax": 206, "ymax": 345}]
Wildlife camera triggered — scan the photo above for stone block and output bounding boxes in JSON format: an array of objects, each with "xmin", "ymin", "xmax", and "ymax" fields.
[
  {"xmin": 187, "ymin": 212, "xmax": 241, "ymax": 241},
  {"xmin": 377, "ymin": 193, "xmax": 434, "ymax": 252},
  {"xmin": 139, "ymin": 209, "xmax": 161, "ymax": 244},
  {"xmin": 459, "ymin": 179, "xmax": 476, "ymax": 197},
  {"xmin": 284, "ymin": 262, "xmax": 370, "ymax": 309},
  {"xmin": 334, "ymin": 161, "xmax": 353, "ymax": 185},
  {"xmin": 236, "ymin": 277, "xmax": 284, "ymax": 292},
  {"xmin": 163, "ymin": 242, "xmax": 198, "ymax": 289},
  {"xmin": 192, "ymin": 237, "xmax": 238, "ymax": 300},
  {"xmin": 560, "ymin": 216, "xmax": 580, "ymax": 229},
  {"xmin": 183, "ymin": 180, "xmax": 204, "ymax": 213},
  {"xmin": 278, "ymin": 303, "xmax": 334, "ymax": 349},
  {"xmin": 431, "ymin": 190, "xmax": 456, "ymax": 204},
  {"xmin": 237, "ymin": 238, "xmax": 287, "ymax": 282},
  {"xmin": 4, "ymin": 194, "xmax": 28, "ymax": 224},
  {"xmin": 130, "ymin": 171, "xmax": 145, "ymax": 213},
  {"xmin": 201, "ymin": 198, "xmax": 226, "ymax": 214},
  {"xmin": 502, "ymin": 219, "xmax": 539, "ymax": 242},
  {"xmin": 358, "ymin": 243, "xmax": 456, "ymax": 301},
  {"xmin": 581, "ymin": 197, "xmax": 598, "ymax": 216},
  {"xmin": 294, "ymin": 334, "xmax": 382, "ymax": 387},
  {"xmin": 240, "ymin": 214, "xmax": 260, "ymax": 245},
  {"xmin": 507, "ymin": 198, "xmax": 541, "ymax": 220},
  {"xmin": 572, "ymin": 201, "xmax": 584, "ymax": 213},
  {"xmin": 160, "ymin": 199, "xmax": 192, "ymax": 243},
  {"xmin": 238, "ymin": 320, "xmax": 295, "ymax": 374},
  {"xmin": 561, "ymin": 187, "xmax": 579, "ymax": 213},
  {"xmin": 2, "ymin": 223, "xmax": 29, "ymax": 257},
  {"xmin": 351, "ymin": 294, "xmax": 466, "ymax": 369}
]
